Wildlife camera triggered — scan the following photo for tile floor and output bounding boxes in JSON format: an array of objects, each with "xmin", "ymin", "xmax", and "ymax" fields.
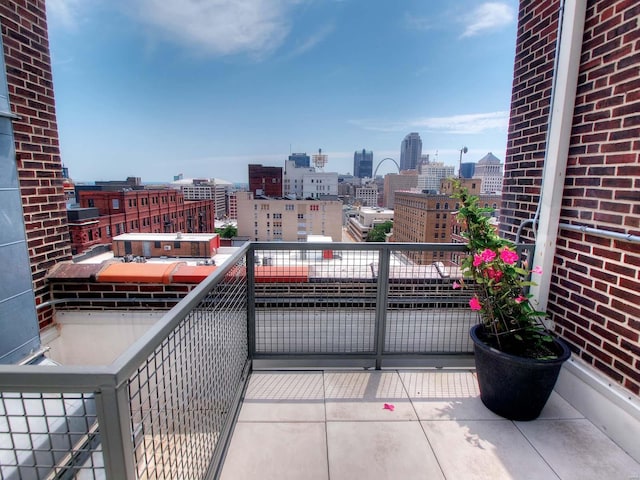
[{"xmin": 220, "ymin": 370, "xmax": 640, "ymax": 480}]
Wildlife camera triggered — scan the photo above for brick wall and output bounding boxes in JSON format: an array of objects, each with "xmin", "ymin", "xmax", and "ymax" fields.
[
  {"xmin": 503, "ymin": 0, "xmax": 640, "ymax": 395},
  {"xmin": 0, "ymin": 1, "xmax": 72, "ymax": 329},
  {"xmin": 501, "ymin": 0, "xmax": 561, "ymax": 239}
]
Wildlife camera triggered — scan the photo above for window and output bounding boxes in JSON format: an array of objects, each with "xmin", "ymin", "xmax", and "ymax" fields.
[
  {"xmin": 174, "ymin": 241, "xmax": 181, "ymax": 248},
  {"xmin": 286, "ymin": 204, "xmax": 294, "ymax": 211},
  {"xmin": 154, "ymin": 241, "xmax": 161, "ymax": 248},
  {"xmin": 106, "ymin": 225, "xmax": 111, "ymax": 236},
  {"xmin": 297, "ymin": 213, "xmax": 304, "ymax": 219},
  {"xmin": 88, "ymin": 230, "xmax": 93, "ymax": 241},
  {"xmin": 435, "ymin": 203, "xmax": 440, "ymax": 209},
  {"xmin": 274, "ymin": 213, "xmax": 282, "ymax": 219}
]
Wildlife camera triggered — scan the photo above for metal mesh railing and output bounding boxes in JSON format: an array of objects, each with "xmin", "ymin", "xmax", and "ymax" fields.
[
  {"xmin": 253, "ymin": 246, "xmax": 378, "ymax": 354},
  {"xmin": 0, "ymin": 241, "xmax": 535, "ymax": 478},
  {"xmin": 0, "ymin": 245, "xmax": 251, "ymax": 480},
  {"xmin": 126, "ymin": 255, "xmax": 249, "ymax": 480},
  {"xmin": 384, "ymin": 247, "xmax": 475, "ymax": 353},
  {"xmin": 0, "ymin": 392, "xmax": 103, "ymax": 479},
  {"xmin": 249, "ymin": 242, "xmax": 482, "ymax": 366}
]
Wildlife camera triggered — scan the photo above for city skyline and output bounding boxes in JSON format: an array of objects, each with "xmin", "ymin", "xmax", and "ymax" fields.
[{"xmin": 48, "ymin": 0, "xmax": 519, "ymax": 183}]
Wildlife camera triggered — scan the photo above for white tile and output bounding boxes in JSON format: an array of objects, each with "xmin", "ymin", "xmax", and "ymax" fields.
[
  {"xmin": 516, "ymin": 419, "xmax": 640, "ymax": 480},
  {"xmin": 399, "ymin": 370, "xmax": 502, "ymax": 420},
  {"xmin": 537, "ymin": 391, "xmax": 584, "ymax": 420},
  {"xmin": 422, "ymin": 420, "xmax": 560, "ymax": 480},
  {"xmin": 220, "ymin": 422, "xmax": 328, "ymax": 480},
  {"xmin": 324, "ymin": 371, "xmax": 417, "ymax": 421},
  {"xmin": 327, "ymin": 421, "xmax": 444, "ymax": 480},
  {"xmin": 238, "ymin": 371, "xmax": 325, "ymax": 422}
]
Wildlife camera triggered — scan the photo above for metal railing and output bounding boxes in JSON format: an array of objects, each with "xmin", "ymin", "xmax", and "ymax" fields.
[
  {"xmin": 0, "ymin": 241, "xmax": 532, "ymax": 479},
  {"xmin": 0, "ymin": 246, "xmax": 251, "ymax": 480}
]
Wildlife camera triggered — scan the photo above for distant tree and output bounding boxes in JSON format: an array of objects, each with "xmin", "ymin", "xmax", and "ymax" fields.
[
  {"xmin": 216, "ymin": 225, "xmax": 238, "ymax": 238},
  {"xmin": 365, "ymin": 221, "xmax": 393, "ymax": 242}
]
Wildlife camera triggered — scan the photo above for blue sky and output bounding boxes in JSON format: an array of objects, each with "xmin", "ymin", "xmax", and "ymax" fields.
[{"xmin": 47, "ymin": 0, "xmax": 519, "ymax": 184}]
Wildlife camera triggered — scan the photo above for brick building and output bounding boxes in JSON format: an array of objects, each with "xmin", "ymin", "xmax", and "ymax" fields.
[
  {"xmin": 502, "ymin": 1, "xmax": 640, "ymax": 395},
  {"xmin": 68, "ymin": 188, "xmax": 215, "ymax": 254},
  {"xmin": 1, "ymin": 1, "xmax": 72, "ymax": 329},
  {"xmin": 248, "ymin": 164, "xmax": 283, "ymax": 197},
  {"xmin": 393, "ymin": 180, "xmax": 500, "ymax": 264}
]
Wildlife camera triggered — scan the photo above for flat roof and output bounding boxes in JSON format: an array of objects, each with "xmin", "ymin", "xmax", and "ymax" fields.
[{"xmin": 113, "ymin": 233, "xmax": 218, "ymax": 242}]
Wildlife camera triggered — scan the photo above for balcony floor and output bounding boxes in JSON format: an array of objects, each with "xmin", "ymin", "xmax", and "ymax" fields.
[{"xmin": 220, "ymin": 369, "xmax": 640, "ymax": 480}]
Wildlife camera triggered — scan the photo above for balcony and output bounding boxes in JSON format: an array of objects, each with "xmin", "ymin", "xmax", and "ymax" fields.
[{"xmin": 1, "ymin": 242, "xmax": 639, "ymax": 479}]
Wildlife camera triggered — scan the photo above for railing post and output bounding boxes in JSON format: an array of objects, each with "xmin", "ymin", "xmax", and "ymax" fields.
[
  {"xmin": 94, "ymin": 383, "xmax": 136, "ymax": 479},
  {"xmin": 374, "ymin": 246, "xmax": 391, "ymax": 369},
  {"xmin": 246, "ymin": 245, "xmax": 256, "ymax": 359}
]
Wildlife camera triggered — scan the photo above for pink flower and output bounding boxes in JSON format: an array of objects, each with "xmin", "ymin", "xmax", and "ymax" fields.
[
  {"xmin": 469, "ymin": 297, "xmax": 482, "ymax": 311},
  {"xmin": 473, "ymin": 254, "xmax": 483, "ymax": 267},
  {"xmin": 500, "ymin": 248, "xmax": 519, "ymax": 265},
  {"xmin": 532, "ymin": 266, "xmax": 543, "ymax": 275},
  {"xmin": 452, "ymin": 281, "xmax": 461, "ymax": 289},
  {"xmin": 480, "ymin": 248, "xmax": 497, "ymax": 262},
  {"xmin": 515, "ymin": 295, "xmax": 526, "ymax": 304},
  {"xmin": 486, "ymin": 267, "xmax": 503, "ymax": 281}
]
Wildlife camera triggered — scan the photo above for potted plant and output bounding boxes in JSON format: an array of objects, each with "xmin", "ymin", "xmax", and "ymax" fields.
[{"xmin": 452, "ymin": 182, "xmax": 570, "ymax": 421}]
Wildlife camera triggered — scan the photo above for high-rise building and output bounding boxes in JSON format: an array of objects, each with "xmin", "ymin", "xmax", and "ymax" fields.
[
  {"xmin": 288, "ymin": 153, "xmax": 310, "ymax": 168},
  {"xmin": 248, "ymin": 164, "xmax": 283, "ymax": 197},
  {"xmin": 400, "ymin": 132, "xmax": 422, "ymax": 171},
  {"xmin": 475, "ymin": 152, "xmax": 504, "ymax": 194},
  {"xmin": 353, "ymin": 149, "xmax": 373, "ymax": 178}
]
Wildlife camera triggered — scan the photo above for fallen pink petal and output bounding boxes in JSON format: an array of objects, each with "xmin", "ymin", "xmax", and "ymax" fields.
[
  {"xmin": 452, "ymin": 281, "xmax": 461, "ymax": 289},
  {"xmin": 383, "ymin": 403, "xmax": 395, "ymax": 411},
  {"xmin": 532, "ymin": 266, "xmax": 543, "ymax": 275}
]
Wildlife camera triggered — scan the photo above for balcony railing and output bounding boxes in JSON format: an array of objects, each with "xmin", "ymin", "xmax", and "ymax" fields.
[{"xmin": 0, "ymin": 242, "xmax": 527, "ymax": 479}]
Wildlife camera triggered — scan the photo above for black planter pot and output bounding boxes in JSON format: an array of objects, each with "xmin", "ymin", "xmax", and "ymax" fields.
[{"xmin": 470, "ymin": 324, "xmax": 571, "ymax": 421}]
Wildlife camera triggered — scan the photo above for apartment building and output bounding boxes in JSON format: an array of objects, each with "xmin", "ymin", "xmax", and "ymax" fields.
[
  {"xmin": 236, "ymin": 191, "xmax": 342, "ymax": 242},
  {"xmin": 69, "ymin": 189, "xmax": 215, "ymax": 254}
]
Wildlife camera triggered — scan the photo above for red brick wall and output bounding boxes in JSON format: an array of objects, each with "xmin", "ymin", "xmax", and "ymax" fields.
[
  {"xmin": 0, "ymin": 1, "xmax": 72, "ymax": 328},
  {"xmin": 503, "ymin": 0, "xmax": 640, "ymax": 395},
  {"xmin": 501, "ymin": 0, "xmax": 561, "ymax": 239}
]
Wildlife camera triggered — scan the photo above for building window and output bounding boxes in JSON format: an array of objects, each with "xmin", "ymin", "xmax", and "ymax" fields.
[
  {"xmin": 154, "ymin": 241, "xmax": 161, "ymax": 248},
  {"xmin": 174, "ymin": 241, "xmax": 181, "ymax": 248},
  {"xmin": 286, "ymin": 205, "xmax": 294, "ymax": 211},
  {"xmin": 297, "ymin": 214, "xmax": 304, "ymax": 219}
]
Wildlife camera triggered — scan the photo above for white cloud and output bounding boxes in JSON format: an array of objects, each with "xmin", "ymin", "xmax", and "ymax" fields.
[
  {"xmin": 287, "ymin": 24, "xmax": 334, "ymax": 58},
  {"xmin": 130, "ymin": 0, "xmax": 303, "ymax": 58},
  {"xmin": 461, "ymin": 2, "xmax": 514, "ymax": 38},
  {"xmin": 350, "ymin": 111, "xmax": 509, "ymax": 135},
  {"xmin": 47, "ymin": 0, "xmax": 85, "ymax": 29}
]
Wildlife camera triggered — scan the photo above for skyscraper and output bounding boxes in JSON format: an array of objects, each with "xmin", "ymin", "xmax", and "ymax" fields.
[
  {"xmin": 353, "ymin": 149, "xmax": 373, "ymax": 178},
  {"xmin": 400, "ymin": 132, "xmax": 422, "ymax": 171},
  {"xmin": 288, "ymin": 153, "xmax": 310, "ymax": 168}
]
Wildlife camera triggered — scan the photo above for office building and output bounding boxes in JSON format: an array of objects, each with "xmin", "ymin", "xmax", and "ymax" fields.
[
  {"xmin": 382, "ymin": 171, "xmax": 418, "ymax": 209},
  {"xmin": 475, "ymin": 152, "xmax": 504, "ymax": 193},
  {"xmin": 353, "ymin": 149, "xmax": 373, "ymax": 179},
  {"xmin": 288, "ymin": 153, "xmax": 311, "ymax": 168},
  {"xmin": 400, "ymin": 132, "xmax": 422, "ymax": 171},
  {"xmin": 417, "ymin": 162, "xmax": 455, "ymax": 193}
]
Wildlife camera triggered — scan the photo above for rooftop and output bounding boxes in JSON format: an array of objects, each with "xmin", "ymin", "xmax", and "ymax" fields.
[{"xmin": 221, "ymin": 369, "xmax": 640, "ymax": 480}]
